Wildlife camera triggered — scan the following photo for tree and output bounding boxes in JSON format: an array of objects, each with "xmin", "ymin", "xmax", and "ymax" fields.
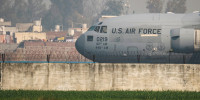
[
  {"xmin": 101, "ymin": 1, "xmax": 124, "ymax": 16},
  {"xmin": 26, "ymin": 0, "xmax": 47, "ymax": 21},
  {"xmin": 83, "ymin": 0, "xmax": 108, "ymax": 26},
  {"xmin": 42, "ymin": 0, "xmax": 84, "ymax": 30},
  {"xmin": 9, "ymin": 0, "xmax": 28, "ymax": 24},
  {"xmin": 83, "ymin": 0, "xmax": 131, "ymax": 26},
  {"xmin": 42, "ymin": 5, "xmax": 64, "ymax": 31},
  {"xmin": 0, "ymin": 0, "xmax": 12, "ymax": 19},
  {"xmin": 165, "ymin": 0, "xmax": 187, "ymax": 13},
  {"xmin": 0, "ymin": 0, "xmax": 47, "ymax": 26},
  {"xmin": 146, "ymin": 0, "xmax": 163, "ymax": 13}
]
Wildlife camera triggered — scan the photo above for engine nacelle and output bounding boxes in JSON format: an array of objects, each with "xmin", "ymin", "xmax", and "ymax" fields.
[{"xmin": 170, "ymin": 28, "xmax": 200, "ymax": 53}]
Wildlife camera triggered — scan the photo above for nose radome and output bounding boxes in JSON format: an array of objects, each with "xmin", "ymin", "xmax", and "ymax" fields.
[{"xmin": 75, "ymin": 34, "xmax": 85, "ymax": 55}]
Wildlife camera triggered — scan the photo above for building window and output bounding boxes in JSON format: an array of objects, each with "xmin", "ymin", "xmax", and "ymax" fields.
[
  {"xmin": 87, "ymin": 36, "xmax": 93, "ymax": 41},
  {"xmin": 6, "ymin": 32, "xmax": 10, "ymax": 35}
]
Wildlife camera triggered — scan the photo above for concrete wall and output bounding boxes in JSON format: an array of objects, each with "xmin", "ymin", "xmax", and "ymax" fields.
[{"xmin": 1, "ymin": 63, "xmax": 200, "ymax": 91}]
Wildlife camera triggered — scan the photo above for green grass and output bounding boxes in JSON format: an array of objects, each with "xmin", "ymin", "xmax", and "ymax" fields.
[{"xmin": 0, "ymin": 90, "xmax": 200, "ymax": 100}]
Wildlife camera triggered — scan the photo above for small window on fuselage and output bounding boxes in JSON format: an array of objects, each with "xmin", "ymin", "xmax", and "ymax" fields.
[
  {"xmin": 87, "ymin": 36, "xmax": 93, "ymax": 41},
  {"xmin": 100, "ymin": 26, "xmax": 107, "ymax": 33}
]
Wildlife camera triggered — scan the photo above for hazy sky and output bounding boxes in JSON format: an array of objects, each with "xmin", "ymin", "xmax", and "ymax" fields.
[{"xmin": 130, "ymin": 0, "xmax": 200, "ymax": 13}]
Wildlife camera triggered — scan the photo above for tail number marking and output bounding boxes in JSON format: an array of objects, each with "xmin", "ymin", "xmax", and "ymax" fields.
[{"xmin": 96, "ymin": 37, "xmax": 108, "ymax": 50}]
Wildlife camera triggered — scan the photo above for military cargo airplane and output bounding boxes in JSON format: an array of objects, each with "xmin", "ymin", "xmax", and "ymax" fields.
[{"xmin": 76, "ymin": 12, "xmax": 200, "ymax": 63}]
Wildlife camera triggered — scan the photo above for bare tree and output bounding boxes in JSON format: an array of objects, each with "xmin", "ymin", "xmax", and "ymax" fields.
[
  {"xmin": 146, "ymin": 0, "xmax": 163, "ymax": 13},
  {"xmin": 82, "ymin": 0, "xmax": 108, "ymax": 26},
  {"xmin": 27, "ymin": 0, "xmax": 47, "ymax": 21},
  {"xmin": 83, "ymin": 0, "xmax": 131, "ymax": 26},
  {"xmin": 42, "ymin": 0, "xmax": 84, "ymax": 30},
  {"xmin": 0, "ymin": 0, "xmax": 47, "ymax": 26},
  {"xmin": 101, "ymin": 1, "xmax": 124, "ymax": 16},
  {"xmin": 165, "ymin": 0, "xmax": 187, "ymax": 13},
  {"xmin": 0, "ymin": 0, "xmax": 13, "ymax": 20}
]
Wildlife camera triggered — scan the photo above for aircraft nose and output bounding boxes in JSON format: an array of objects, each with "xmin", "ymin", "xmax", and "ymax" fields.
[{"xmin": 75, "ymin": 34, "xmax": 85, "ymax": 55}]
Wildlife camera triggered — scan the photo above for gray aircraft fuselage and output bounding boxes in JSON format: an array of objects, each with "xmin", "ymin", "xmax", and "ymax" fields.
[{"xmin": 76, "ymin": 13, "xmax": 200, "ymax": 63}]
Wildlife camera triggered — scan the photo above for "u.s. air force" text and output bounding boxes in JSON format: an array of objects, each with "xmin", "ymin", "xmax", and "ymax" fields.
[{"xmin": 112, "ymin": 28, "xmax": 162, "ymax": 34}]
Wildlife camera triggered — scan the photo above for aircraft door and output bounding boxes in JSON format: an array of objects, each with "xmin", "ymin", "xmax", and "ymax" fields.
[{"xmin": 171, "ymin": 28, "xmax": 195, "ymax": 53}]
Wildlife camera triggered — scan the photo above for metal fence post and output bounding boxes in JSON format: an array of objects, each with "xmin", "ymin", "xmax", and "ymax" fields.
[
  {"xmin": 92, "ymin": 55, "xmax": 95, "ymax": 63},
  {"xmin": 47, "ymin": 54, "xmax": 50, "ymax": 63},
  {"xmin": 137, "ymin": 55, "xmax": 140, "ymax": 63},
  {"xmin": 169, "ymin": 52, "xmax": 171, "ymax": 64},
  {"xmin": 168, "ymin": 50, "xmax": 173, "ymax": 64},
  {"xmin": 2, "ymin": 54, "xmax": 5, "ymax": 63},
  {"xmin": 183, "ymin": 55, "xmax": 186, "ymax": 64},
  {"xmin": 169, "ymin": 53, "xmax": 170, "ymax": 64}
]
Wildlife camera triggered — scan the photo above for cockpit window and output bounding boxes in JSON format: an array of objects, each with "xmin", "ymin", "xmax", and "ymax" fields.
[
  {"xmin": 94, "ymin": 26, "xmax": 100, "ymax": 33},
  {"xmin": 88, "ymin": 26, "xmax": 107, "ymax": 33},
  {"xmin": 98, "ymin": 22, "xmax": 103, "ymax": 25},
  {"xmin": 100, "ymin": 26, "xmax": 107, "ymax": 33},
  {"xmin": 88, "ymin": 26, "xmax": 96, "ymax": 31}
]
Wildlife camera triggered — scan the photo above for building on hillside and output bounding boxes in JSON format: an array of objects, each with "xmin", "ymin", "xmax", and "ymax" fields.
[
  {"xmin": 0, "ymin": 18, "xmax": 17, "ymax": 43},
  {"xmin": 16, "ymin": 19, "xmax": 42, "ymax": 32},
  {"xmin": 16, "ymin": 23, "xmax": 33, "ymax": 32},
  {"xmin": 4, "ymin": 27, "xmax": 18, "ymax": 36},
  {"xmin": 0, "ymin": 18, "xmax": 11, "ymax": 27},
  {"xmin": 14, "ymin": 32, "xmax": 46, "ymax": 43},
  {"xmin": 46, "ymin": 24, "xmax": 87, "ymax": 42},
  {"xmin": 14, "ymin": 19, "xmax": 46, "ymax": 43},
  {"xmin": 54, "ymin": 25, "xmax": 63, "ymax": 32},
  {"xmin": 68, "ymin": 24, "xmax": 88, "ymax": 34},
  {"xmin": 32, "ymin": 20, "xmax": 43, "ymax": 32}
]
